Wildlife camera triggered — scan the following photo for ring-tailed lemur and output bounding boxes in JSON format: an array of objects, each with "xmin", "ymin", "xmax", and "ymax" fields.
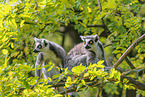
[
  {"xmin": 64, "ymin": 34, "xmax": 108, "ymax": 97},
  {"xmin": 33, "ymin": 37, "xmax": 65, "ymax": 82},
  {"xmin": 80, "ymin": 34, "xmax": 108, "ymax": 66},
  {"xmin": 65, "ymin": 34, "xmax": 108, "ymax": 69}
]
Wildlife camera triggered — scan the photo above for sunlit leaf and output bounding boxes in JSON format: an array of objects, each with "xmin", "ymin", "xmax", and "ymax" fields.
[
  {"xmin": 20, "ymin": 20, "xmax": 25, "ymax": 27},
  {"xmin": 72, "ymin": 65, "xmax": 86, "ymax": 75},
  {"xmin": 11, "ymin": 19, "xmax": 17, "ymax": 30},
  {"xmin": 2, "ymin": 49, "xmax": 8, "ymax": 55},
  {"xmin": 81, "ymin": 80, "xmax": 85, "ymax": 85},
  {"xmin": 110, "ymin": 68, "xmax": 115, "ymax": 78},
  {"xmin": 84, "ymin": 73, "xmax": 89, "ymax": 77},
  {"xmin": 123, "ymin": 78, "xmax": 129, "ymax": 84},
  {"xmin": 19, "ymin": 64, "xmax": 31, "ymax": 72},
  {"xmin": 76, "ymin": 83, "xmax": 83, "ymax": 91},
  {"xmin": 54, "ymin": 94, "xmax": 63, "ymax": 97},
  {"xmin": 65, "ymin": 76, "xmax": 72, "ymax": 88},
  {"xmin": 10, "ymin": 43, "xmax": 14, "ymax": 48},
  {"xmin": 87, "ymin": 7, "xmax": 91, "ymax": 12},
  {"xmin": 47, "ymin": 64, "xmax": 54, "ymax": 72}
]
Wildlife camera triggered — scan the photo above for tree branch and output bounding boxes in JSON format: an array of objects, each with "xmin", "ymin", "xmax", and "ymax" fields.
[
  {"xmin": 113, "ymin": 34, "xmax": 145, "ymax": 69},
  {"xmin": 36, "ymin": 25, "xmax": 47, "ymax": 38},
  {"xmin": 122, "ymin": 67, "xmax": 145, "ymax": 76},
  {"xmin": 87, "ymin": 24, "xmax": 103, "ymax": 27},
  {"xmin": 105, "ymin": 67, "xmax": 126, "ymax": 73},
  {"xmin": 121, "ymin": 75, "xmax": 145, "ymax": 91},
  {"xmin": 58, "ymin": 74, "xmax": 145, "ymax": 94},
  {"xmin": 59, "ymin": 80, "xmax": 102, "ymax": 94},
  {"xmin": 124, "ymin": 56, "xmax": 135, "ymax": 69},
  {"xmin": 97, "ymin": 0, "xmax": 111, "ymax": 36}
]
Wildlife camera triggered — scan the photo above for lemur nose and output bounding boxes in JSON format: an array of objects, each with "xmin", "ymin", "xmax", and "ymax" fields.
[
  {"xmin": 85, "ymin": 45, "xmax": 91, "ymax": 49},
  {"xmin": 33, "ymin": 49, "xmax": 38, "ymax": 53}
]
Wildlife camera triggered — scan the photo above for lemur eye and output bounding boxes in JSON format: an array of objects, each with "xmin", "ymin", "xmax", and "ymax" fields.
[
  {"xmin": 89, "ymin": 40, "xmax": 94, "ymax": 44},
  {"xmin": 84, "ymin": 41, "xmax": 86, "ymax": 44},
  {"xmin": 37, "ymin": 45, "xmax": 42, "ymax": 49}
]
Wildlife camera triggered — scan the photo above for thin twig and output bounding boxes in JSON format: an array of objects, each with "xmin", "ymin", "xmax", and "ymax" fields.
[
  {"xmin": 59, "ymin": 81, "xmax": 101, "ymax": 94},
  {"xmin": 97, "ymin": 0, "xmax": 102, "ymax": 13},
  {"xmin": 36, "ymin": 23, "xmax": 52, "ymax": 37},
  {"xmin": 105, "ymin": 67, "xmax": 125, "ymax": 73},
  {"xmin": 124, "ymin": 56, "xmax": 135, "ymax": 69},
  {"xmin": 97, "ymin": 0, "xmax": 110, "ymax": 35},
  {"xmin": 122, "ymin": 68, "xmax": 145, "ymax": 76},
  {"xmin": 87, "ymin": 24, "xmax": 103, "ymax": 27},
  {"xmin": 104, "ymin": 43, "xmax": 113, "ymax": 48},
  {"xmin": 113, "ymin": 34, "xmax": 145, "ymax": 69}
]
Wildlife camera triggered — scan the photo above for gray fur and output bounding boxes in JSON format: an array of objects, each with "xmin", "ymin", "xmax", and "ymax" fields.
[
  {"xmin": 65, "ymin": 34, "xmax": 108, "ymax": 69},
  {"xmin": 33, "ymin": 37, "xmax": 65, "ymax": 82}
]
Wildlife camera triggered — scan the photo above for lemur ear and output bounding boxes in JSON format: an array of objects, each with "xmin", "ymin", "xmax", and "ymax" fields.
[
  {"xmin": 33, "ymin": 37, "xmax": 38, "ymax": 42},
  {"xmin": 94, "ymin": 34, "xmax": 99, "ymax": 42},
  {"xmin": 43, "ymin": 39, "xmax": 48, "ymax": 46},
  {"xmin": 80, "ymin": 35, "xmax": 84, "ymax": 41}
]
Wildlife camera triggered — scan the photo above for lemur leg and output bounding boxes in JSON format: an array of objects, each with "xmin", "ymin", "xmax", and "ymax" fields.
[
  {"xmin": 42, "ymin": 61, "xmax": 51, "ymax": 82},
  {"xmin": 42, "ymin": 61, "xmax": 60, "ymax": 82},
  {"xmin": 35, "ymin": 53, "xmax": 43, "ymax": 83}
]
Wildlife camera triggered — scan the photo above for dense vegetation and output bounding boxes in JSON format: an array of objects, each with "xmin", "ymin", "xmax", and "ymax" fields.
[{"xmin": 0, "ymin": 0, "xmax": 145, "ymax": 96}]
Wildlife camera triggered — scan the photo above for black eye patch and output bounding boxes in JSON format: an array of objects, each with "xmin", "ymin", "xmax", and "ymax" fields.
[
  {"xmin": 89, "ymin": 40, "xmax": 94, "ymax": 44},
  {"xmin": 37, "ymin": 44, "xmax": 42, "ymax": 49},
  {"xmin": 95, "ymin": 37, "xmax": 99, "ymax": 42}
]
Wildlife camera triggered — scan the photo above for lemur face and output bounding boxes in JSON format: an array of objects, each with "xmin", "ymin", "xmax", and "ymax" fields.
[
  {"xmin": 33, "ymin": 37, "xmax": 48, "ymax": 53},
  {"xmin": 80, "ymin": 34, "xmax": 99, "ymax": 50}
]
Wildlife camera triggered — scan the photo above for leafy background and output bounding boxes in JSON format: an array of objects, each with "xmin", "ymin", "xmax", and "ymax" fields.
[{"xmin": 0, "ymin": 0, "xmax": 145, "ymax": 97}]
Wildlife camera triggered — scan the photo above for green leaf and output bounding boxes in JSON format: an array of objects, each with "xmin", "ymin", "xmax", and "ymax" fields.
[
  {"xmin": 66, "ymin": 76, "xmax": 71, "ymax": 82},
  {"xmin": 20, "ymin": 20, "xmax": 25, "ymax": 27},
  {"xmin": 107, "ymin": 0, "xmax": 116, "ymax": 9},
  {"xmin": 30, "ymin": 76, "xmax": 39, "ymax": 85},
  {"xmin": 117, "ymin": 54, "xmax": 121, "ymax": 59},
  {"xmin": 54, "ymin": 94, "xmax": 63, "ymax": 97},
  {"xmin": 76, "ymin": 83, "xmax": 83, "ymax": 91},
  {"xmin": 115, "ymin": 71, "xmax": 121, "ymax": 81},
  {"xmin": 110, "ymin": 68, "xmax": 115, "ymax": 78},
  {"xmin": 2, "ymin": 35, "xmax": 8, "ymax": 43},
  {"xmin": 97, "ymin": 60, "xmax": 105, "ymax": 68},
  {"xmin": 65, "ymin": 76, "xmax": 72, "ymax": 88},
  {"xmin": 47, "ymin": 64, "xmax": 54, "ymax": 72},
  {"xmin": 72, "ymin": 65, "xmax": 86, "ymax": 75},
  {"xmin": 81, "ymin": 80, "xmax": 85, "ymax": 85},
  {"xmin": 2, "ymin": 49, "xmax": 8, "ymax": 55},
  {"xmin": 123, "ymin": 78, "xmax": 129, "ymax": 84},
  {"xmin": 113, "ymin": 50, "xmax": 121, "ymax": 54},
  {"xmin": 24, "ymin": 80, "xmax": 30, "ymax": 89},
  {"xmin": 19, "ymin": 64, "xmax": 31, "ymax": 72},
  {"xmin": 84, "ymin": 73, "xmax": 89, "ymax": 77},
  {"xmin": 7, "ymin": 19, "xmax": 17, "ymax": 31},
  {"xmin": 87, "ymin": 7, "xmax": 92, "ymax": 12}
]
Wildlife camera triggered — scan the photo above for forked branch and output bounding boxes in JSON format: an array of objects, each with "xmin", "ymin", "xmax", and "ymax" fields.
[{"xmin": 113, "ymin": 34, "xmax": 145, "ymax": 69}]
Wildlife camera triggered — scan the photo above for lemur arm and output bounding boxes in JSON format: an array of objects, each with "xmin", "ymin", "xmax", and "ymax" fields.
[
  {"xmin": 98, "ymin": 41, "xmax": 108, "ymax": 66},
  {"xmin": 73, "ymin": 54, "xmax": 87, "ymax": 66},
  {"xmin": 65, "ymin": 54, "xmax": 87, "ymax": 70},
  {"xmin": 35, "ymin": 52, "xmax": 43, "ymax": 82}
]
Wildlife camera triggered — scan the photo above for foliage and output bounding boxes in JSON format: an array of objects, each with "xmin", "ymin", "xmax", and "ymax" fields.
[{"xmin": 0, "ymin": 0, "xmax": 145, "ymax": 96}]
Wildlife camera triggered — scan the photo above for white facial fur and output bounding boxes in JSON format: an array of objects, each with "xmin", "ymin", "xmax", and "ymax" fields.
[
  {"xmin": 33, "ymin": 37, "xmax": 49, "ymax": 53},
  {"xmin": 80, "ymin": 34, "xmax": 99, "ymax": 51}
]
